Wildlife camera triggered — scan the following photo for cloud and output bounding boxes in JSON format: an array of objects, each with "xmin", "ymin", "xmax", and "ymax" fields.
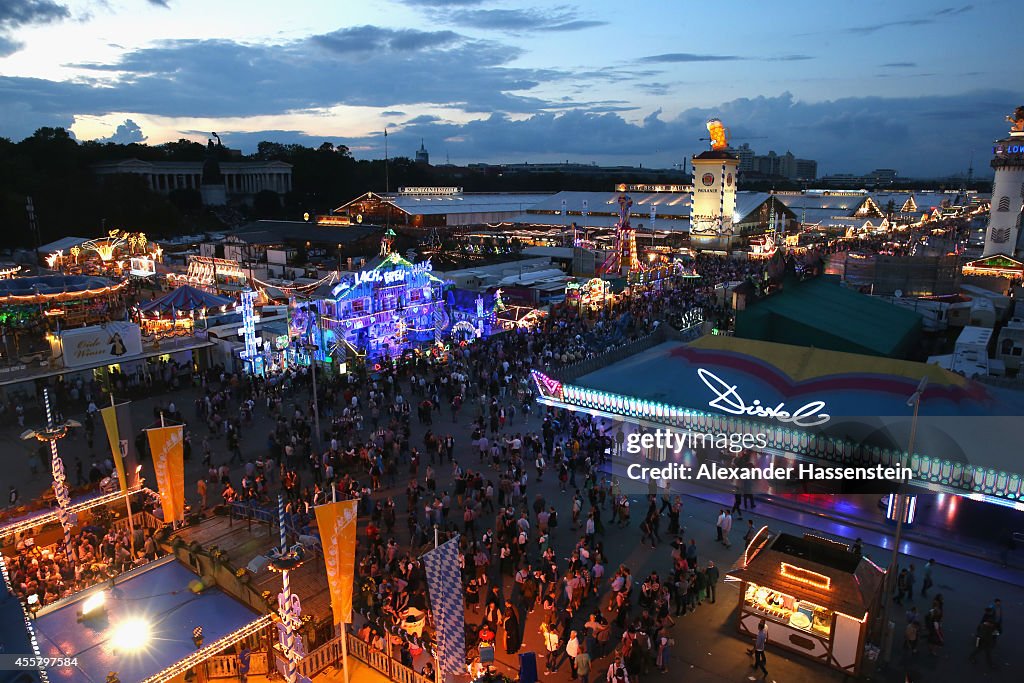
[
  {"xmin": 881, "ymin": 62, "xmax": 916, "ymax": 68},
  {"xmin": 639, "ymin": 52, "xmax": 811, "ymax": 64},
  {"xmin": 0, "ymin": 0, "xmax": 69, "ymax": 24},
  {"xmin": 298, "ymin": 89, "xmax": 1014, "ymax": 177},
  {"xmin": 0, "ymin": 0, "xmax": 70, "ymax": 55},
  {"xmin": 639, "ymin": 53, "xmax": 742, "ymax": 63},
  {"xmin": 382, "ymin": 110, "xmax": 406, "ymax": 117},
  {"xmin": 97, "ymin": 118, "xmax": 147, "ymax": 143},
  {"xmin": 401, "ymin": 0, "xmax": 485, "ymax": 5},
  {"xmin": 311, "ymin": 25, "xmax": 461, "ymax": 53},
  {"xmin": 23, "ymin": 26, "xmax": 562, "ymax": 122},
  {"xmin": 405, "ymin": 114, "xmax": 442, "ymax": 125},
  {"xmin": 846, "ymin": 4, "xmax": 973, "ymax": 35},
  {"xmin": 935, "ymin": 5, "xmax": 973, "ymax": 16},
  {"xmin": 0, "ymin": 34, "xmax": 20, "ymax": 57},
  {"xmin": 443, "ymin": 7, "xmax": 606, "ymax": 32},
  {"xmin": 147, "ymin": 0, "xmax": 170, "ymax": 8}
]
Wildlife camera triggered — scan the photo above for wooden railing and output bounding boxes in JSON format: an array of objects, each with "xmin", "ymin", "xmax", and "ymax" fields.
[
  {"xmin": 111, "ymin": 510, "xmax": 162, "ymax": 533},
  {"xmin": 342, "ymin": 633, "xmax": 434, "ymax": 683},
  {"xmin": 294, "ymin": 635, "xmax": 345, "ymax": 679},
  {"xmin": 345, "ymin": 632, "xmax": 392, "ymax": 676},
  {"xmin": 206, "ymin": 652, "xmax": 268, "ymax": 678},
  {"xmin": 270, "ymin": 629, "xmax": 436, "ymax": 683}
]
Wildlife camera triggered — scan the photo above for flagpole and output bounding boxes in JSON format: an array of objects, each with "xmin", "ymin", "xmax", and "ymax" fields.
[
  {"xmin": 113, "ymin": 394, "xmax": 138, "ymax": 558},
  {"xmin": 433, "ymin": 525, "xmax": 441, "ymax": 683}
]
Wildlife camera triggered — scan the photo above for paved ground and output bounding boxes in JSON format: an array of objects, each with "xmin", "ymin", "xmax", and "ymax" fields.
[{"xmin": 2, "ymin": 381, "xmax": 1021, "ymax": 683}]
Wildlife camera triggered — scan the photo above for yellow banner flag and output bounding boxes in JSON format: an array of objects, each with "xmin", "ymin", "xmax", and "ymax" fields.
[
  {"xmin": 100, "ymin": 405, "xmax": 127, "ymax": 494},
  {"xmin": 314, "ymin": 499, "xmax": 358, "ymax": 624},
  {"xmin": 147, "ymin": 425, "xmax": 185, "ymax": 524}
]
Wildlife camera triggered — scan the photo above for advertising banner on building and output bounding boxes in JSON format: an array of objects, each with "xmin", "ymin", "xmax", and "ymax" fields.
[
  {"xmin": 147, "ymin": 425, "xmax": 185, "ymax": 524},
  {"xmin": 61, "ymin": 322, "xmax": 143, "ymax": 368},
  {"xmin": 314, "ymin": 499, "xmax": 358, "ymax": 624}
]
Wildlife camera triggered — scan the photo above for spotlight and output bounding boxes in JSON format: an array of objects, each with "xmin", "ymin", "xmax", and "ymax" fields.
[
  {"xmin": 193, "ymin": 626, "xmax": 204, "ymax": 649},
  {"xmin": 78, "ymin": 591, "xmax": 107, "ymax": 621},
  {"xmin": 111, "ymin": 617, "xmax": 151, "ymax": 653}
]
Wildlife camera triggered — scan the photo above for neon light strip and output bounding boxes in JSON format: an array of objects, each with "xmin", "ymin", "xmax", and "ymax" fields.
[
  {"xmin": 741, "ymin": 525, "xmax": 770, "ymax": 568},
  {"xmin": 536, "ymin": 378, "xmax": 1024, "ymax": 506},
  {"xmin": 780, "ymin": 562, "xmax": 831, "ymax": 591}
]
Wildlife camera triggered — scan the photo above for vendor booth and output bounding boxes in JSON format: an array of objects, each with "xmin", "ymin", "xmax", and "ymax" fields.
[{"xmin": 726, "ymin": 529, "xmax": 883, "ymax": 676}]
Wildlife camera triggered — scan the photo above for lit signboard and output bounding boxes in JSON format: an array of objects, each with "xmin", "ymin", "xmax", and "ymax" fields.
[
  {"xmin": 398, "ymin": 187, "xmax": 463, "ymax": 195},
  {"xmin": 129, "ymin": 257, "xmax": 155, "ymax": 277}
]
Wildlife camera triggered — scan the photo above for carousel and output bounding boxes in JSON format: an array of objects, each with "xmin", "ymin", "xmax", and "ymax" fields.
[
  {"xmin": 135, "ymin": 285, "xmax": 234, "ymax": 341},
  {"xmin": 0, "ymin": 275, "xmax": 130, "ymax": 364}
]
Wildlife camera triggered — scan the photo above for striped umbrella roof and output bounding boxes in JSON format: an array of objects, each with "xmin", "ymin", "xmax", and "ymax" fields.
[{"xmin": 138, "ymin": 284, "xmax": 234, "ymax": 314}]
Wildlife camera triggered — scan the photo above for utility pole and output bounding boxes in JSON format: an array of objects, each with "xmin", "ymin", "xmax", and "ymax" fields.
[
  {"xmin": 26, "ymin": 196, "xmax": 39, "ymax": 251},
  {"xmin": 878, "ymin": 376, "xmax": 928, "ymax": 666}
]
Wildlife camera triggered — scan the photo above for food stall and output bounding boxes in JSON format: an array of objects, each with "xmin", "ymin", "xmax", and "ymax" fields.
[{"xmin": 726, "ymin": 529, "xmax": 883, "ymax": 677}]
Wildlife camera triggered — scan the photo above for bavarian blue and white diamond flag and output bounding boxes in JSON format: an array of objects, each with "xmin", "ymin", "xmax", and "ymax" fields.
[{"xmin": 421, "ymin": 535, "xmax": 466, "ymax": 676}]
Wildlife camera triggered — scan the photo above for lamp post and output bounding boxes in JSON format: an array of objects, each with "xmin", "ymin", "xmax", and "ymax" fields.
[
  {"xmin": 29, "ymin": 388, "xmax": 78, "ymax": 565},
  {"xmin": 879, "ymin": 376, "xmax": 927, "ymax": 664}
]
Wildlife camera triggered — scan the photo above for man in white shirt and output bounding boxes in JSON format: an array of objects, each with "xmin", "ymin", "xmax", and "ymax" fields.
[
  {"xmin": 563, "ymin": 630, "xmax": 581, "ymax": 679},
  {"xmin": 716, "ymin": 509, "xmax": 725, "ymax": 542},
  {"xmin": 721, "ymin": 511, "xmax": 733, "ymax": 548}
]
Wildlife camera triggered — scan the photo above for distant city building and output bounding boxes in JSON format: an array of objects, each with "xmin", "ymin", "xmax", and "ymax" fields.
[
  {"xmin": 732, "ymin": 143, "xmax": 817, "ymax": 180},
  {"xmin": 93, "ymin": 158, "xmax": 293, "ymax": 205},
  {"xmin": 415, "ymin": 140, "xmax": 430, "ymax": 165},
  {"xmin": 467, "ymin": 161, "xmax": 689, "ymax": 180},
  {"xmin": 819, "ymin": 168, "xmax": 900, "ymax": 187}
]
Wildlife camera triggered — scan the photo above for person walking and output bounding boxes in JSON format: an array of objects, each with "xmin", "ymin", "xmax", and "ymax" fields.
[
  {"xmin": 903, "ymin": 609, "xmax": 920, "ymax": 655},
  {"xmin": 563, "ymin": 630, "xmax": 581, "ymax": 680},
  {"xmin": 968, "ymin": 614, "xmax": 998, "ymax": 669},
  {"xmin": 705, "ymin": 561, "xmax": 720, "ymax": 603},
  {"xmin": 655, "ymin": 634, "xmax": 671, "ymax": 675},
  {"xmin": 715, "ymin": 509, "xmax": 725, "ymax": 542},
  {"xmin": 894, "ymin": 568, "xmax": 909, "ymax": 605},
  {"xmin": 921, "ymin": 559, "xmax": 935, "ymax": 597},
  {"xmin": 721, "ymin": 511, "xmax": 733, "ymax": 548},
  {"xmin": 541, "ymin": 622, "xmax": 561, "ymax": 674},
  {"xmin": 751, "ymin": 619, "xmax": 769, "ymax": 678},
  {"xmin": 575, "ymin": 644, "xmax": 592, "ymax": 683}
]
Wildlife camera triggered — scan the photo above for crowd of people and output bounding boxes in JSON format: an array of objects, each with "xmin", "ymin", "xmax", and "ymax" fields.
[{"xmin": 6, "ymin": 519, "xmax": 162, "ymax": 605}]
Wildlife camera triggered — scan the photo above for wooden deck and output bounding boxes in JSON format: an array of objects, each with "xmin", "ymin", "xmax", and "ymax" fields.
[{"xmin": 171, "ymin": 515, "xmax": 333, "ymax": 624}]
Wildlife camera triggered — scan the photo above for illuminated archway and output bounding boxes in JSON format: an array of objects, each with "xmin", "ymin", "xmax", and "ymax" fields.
[{"xmin": 451, "ymin": 320, "xmax": 477, "ymax": 341}]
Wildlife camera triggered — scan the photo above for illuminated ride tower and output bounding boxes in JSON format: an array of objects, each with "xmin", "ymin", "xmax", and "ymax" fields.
[
  {"xmin": 690, "ymin": 118, "xmax": 739, "ymax": 253},
  {"xmin": 600, "ymin": 193, "xmax": 641, "ymax": 277},
  {"xmin": 983, "ymin": 106, "xmax": 1024, "ymax": 257}
]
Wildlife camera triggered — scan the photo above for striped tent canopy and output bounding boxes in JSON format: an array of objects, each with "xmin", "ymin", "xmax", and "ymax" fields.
[{"xmin": 138, "ymin": 285, "xmax": 233, "ymax": 315}]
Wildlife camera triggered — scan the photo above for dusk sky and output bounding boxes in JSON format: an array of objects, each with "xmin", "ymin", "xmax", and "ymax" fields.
[{"xmin": 0, "ymin": 0, "xmax": 1020, "ymax": 177}]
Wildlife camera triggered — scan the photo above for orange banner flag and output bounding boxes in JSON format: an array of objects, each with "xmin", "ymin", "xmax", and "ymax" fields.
[
  {"xmin": 314, "ymin": 499, "xmax": 358, "ymax": 624},
  {"xmin": 147, "ymin": 425, "xmax": 185, "ymax": 524}
]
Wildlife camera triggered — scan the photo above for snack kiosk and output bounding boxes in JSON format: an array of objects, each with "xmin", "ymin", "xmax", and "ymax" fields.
[{"xmin": 726, "ymin": 529, "xmax": 883, "ymax": 677}]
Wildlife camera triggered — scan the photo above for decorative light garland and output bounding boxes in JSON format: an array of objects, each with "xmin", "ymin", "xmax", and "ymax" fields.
[
  {"xmin": 0, "ymin": 555, "xmax": 51, "ymax": 683},
  {"xmin": 779, "ymin": 562, "xmax": 832, "ymax": 591},
  {"xmin": 0, "ymin": 486, "xmax": 147, "ymax": 539},
  {"xmin": 139, "ymin": 615, "xmax": 273, "ymax": 683}
]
